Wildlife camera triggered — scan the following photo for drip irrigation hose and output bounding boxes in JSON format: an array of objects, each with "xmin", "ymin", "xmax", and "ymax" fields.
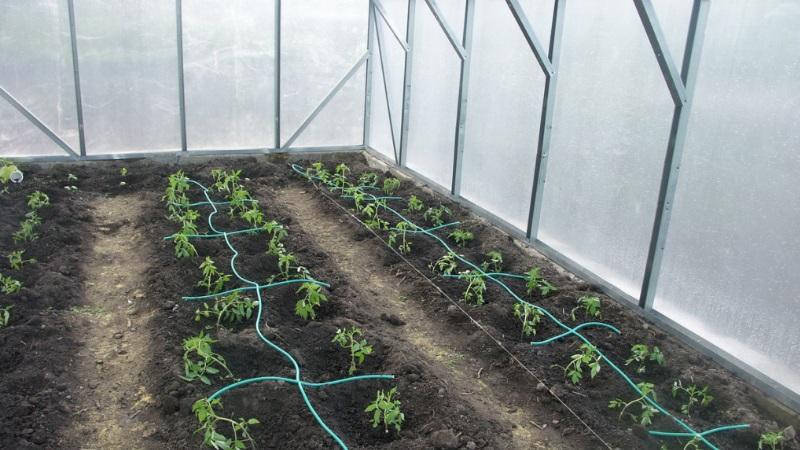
[
  {"xmin": 167, "ymin": 178, "xmax": 394, "ymax": 450},
  {"xmin": 292, "ymin": 163, "xmax": 750, "ymax": 450}
]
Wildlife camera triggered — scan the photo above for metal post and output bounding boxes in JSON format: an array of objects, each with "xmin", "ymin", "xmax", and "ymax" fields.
[
  {"xmin": 633, "ymin": 0, "xmax": 688, "ymax": 105},
  {"xmin": 176, "ymin": 0, "xmax": 187, "ymax": 152},
  {"xmin": 373, "ymin": 5, "xmax": 401, "ymax": 163},
  {"xmin": 363, "ymin": 1, "xmax": 376, "ymax": 148},
  {"xmin": 67, "ymin": 0, "xmax": 86, "ymax": 157},
  {"xmin": 450, "ymin": 0, "xmax": 475, "ymax": 196},
  {"xmin": 398, "ymin": 0, "xmax": 416, "ymax": 167},
  {"xmin": 639, "ymin": 0, "xmax": 710, "ymax": 309},
  {"xmin": 526, "ymin": 0, "xmax": 566, "ymax": 239},
  {"xmin": 275, "ymin": 0, "xmax": 282, "ymax": 149}
]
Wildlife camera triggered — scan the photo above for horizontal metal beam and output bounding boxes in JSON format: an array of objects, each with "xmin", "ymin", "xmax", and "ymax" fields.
[
  {"xmin": 283, "ymin": 52, "xmax": 369, "ymax": 148},
  {"xmin": 372, "ymin": 0, "xmax": 409, "ymax": 51},
  {"xmin": 0, "ymin": 87, "xmax": 79, "ymax": 159},
  {"xmin": 505, "ymin": 0, "xmax": 554, "ymax": 76},
  {"xmin": 633, "ymin": 0, "xmax": 688, "ymax": 105},
  {"xmin": 423, "ymin": 0, "xmax": 467, "ymax": 60}
]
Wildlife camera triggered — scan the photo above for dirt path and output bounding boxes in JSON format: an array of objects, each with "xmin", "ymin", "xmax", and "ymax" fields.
[
  {"xmin": 277, "ymin": 185, "xmax": 579, "ymax": 450},
  {"xmin": 58, "ymin": 195, "xmax": 158, "ymax": 449}
]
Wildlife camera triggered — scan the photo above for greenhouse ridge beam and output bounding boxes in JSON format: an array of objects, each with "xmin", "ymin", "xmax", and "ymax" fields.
[
  {"xmin": 450, "ymin": 0, "xmax": 475, "ymax": 196},
  {"xmin": 66, "ymin": 0, "xmax": 86, "ymax": 157},
  {"xmin": 398, "ymin": 0, "xmax": 416, "ymax": 167},
  {"xmin": 0, "ymin": 87, "xmax": 79, "ymax": 159}
]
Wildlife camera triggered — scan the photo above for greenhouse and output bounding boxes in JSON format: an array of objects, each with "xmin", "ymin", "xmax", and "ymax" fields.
[{"xmin": 0, "ymin": 0, "xmax": 798, "ymax": 449}]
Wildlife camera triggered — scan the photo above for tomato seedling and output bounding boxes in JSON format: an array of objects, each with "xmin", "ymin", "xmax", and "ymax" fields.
[
  {"xmin": 120, "ymin": 167, "xmax": 128, "ymax": 177},
  {"xmin": 405, "ymin": 195, "xmax": 424, "ymax": 213},
  {"xmin": 26, "ymin": 191, "xmax": 50, "ymax": 210},
  {"xmin": 560, "ymin": 343, "xmax": 602, "ymax": 384},
  {"xmin": 193, "ymin": 398, "xmax": 259, "ymax": 450},
  {"xmin": 0, "ymin": 159, "xmax": 21, "ymax": 193},
  {"xmin": 358, "ymin": 172, "xmax": 379, "ymax": 187},
  {"xmin": 608, "ymin": 382, "xmax": 659, "ymax": 426},
  {"xmin": 174, "ymin": 232, "xmax": 198, "ymax": 259},
  {"xmin": 423, "ymin": 205, "xmax": 451, "ymax": 227},
  {"xmin": 7, "ymin": 250, "xmax": 35, "ymax": 270},
  {"xmin": 365, "ymin": 387, "xmax": 405, "ymax": 434},
  {"xmin": 431, "ymin": 252, "xmax": 459, "ymax": 275},
  {"xmin": 332, "ymin": 326, "xmax": 373, "ymax": 375},
  {"xmin": 513, "ymin": 303, "xmax": 543, "ymax": 337},
  {"xmin": 383, "ymin": 177, "xmax": 400, "ymax": 195},
  {"xmin": 671, "ymin": 379, "xmax": 713, "ymax": 416},
  {"xmin": 181, "ymin": 331, "xmax": 233, "ymax": 385},
  {"xmin": 1, "ymin": 274, "xmax": 22, "ymax": 295},
  {"xmin": 0, "ymin": 305, "xmax": 11, "ymax": 328},
  {"xmin": 525, "ymin": 267, "xmax": 556, "ymax": 296},
  {"xmin": 211, "ymin": 169, "xmax": 242, "ymax": 194},
  {"xmin": 198, "ymin": 257, "xmax": 232, "ymax": 294},
  {"xmin": 448, "ymin": 229, "xmax": 473, "ymax": 248},
  {"xmin": 295, "ymin": 283, "xmax": 328, "ymax": 320},
  {"xmin": 758, "ymin": 430, "xmax": 785, "ymax": 450},
  {"xmin": 625, "ymin": 344, "xmax": 665, "ymax": 374},
  {"xmin": 195, "ymin": 291, "xmax": 258, "ymax": 328},
  {"xmin": 228, "ymin": 188, "xmax": 254, "ymax": 217},
  {"xmin": 240, "ymin": 205, "xmax": 264, "ymax": 227},
  {"xmin": 570, "ymin": 295, "xmax": 601, "ymax": 321},
  {"xmin": 277, "ymin": 252, "xmax": 296, "ymax": 279},
  {"xmin": 388, "ymin": 221, "xmax": 413, "ymax": 254},
  {"xmin": 460, "ymin": 270, "xmax": 486, "ymax": 305},
  {"xmin": 13, "ymin": 212, "xmax": 41, "ymax": 243},
  {"xmin": 481, "ymin": 251, "xmax": 503, "ymax": 272}
]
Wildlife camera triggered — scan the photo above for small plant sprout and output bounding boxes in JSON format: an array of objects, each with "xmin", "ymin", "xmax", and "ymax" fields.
[
  {"xmin": 227, "ymin": 187, "xmax": 253, "ymax": 217},
  {"xmin": 513, "ymin": 303, "xmax": 543, "ymax": 337},
  {"xmin": 120, "ymin": 167, "xmax": 128, "ymax": 177},
  {"xmin": 459, "ymin": 270, "xmax": 486, "ymax": 305},
  {"xmin": 164, "ymin": 170, "xmax": 191, "ymax": 216},
  {"xmin": 8, "ymin": 250, "xmax": 35, "ymax": 270},
  {"xmin": 365, "ymin": 387, "xmax": 405, "ymax": 434},
  {"xmin": 448, "ymin": 229, "xmax": 474, "ymax": 248},
  {"xmin": 481, "ymin": 251, "xmax": 503, "ymax": 272},
  {"xmin": 264, "ymin": 221, "xmax": 288, "ymax": 256},
  {"xmin": 295, "ymin": 282, "xmax": 328, "ymax": 320},
  {"xmin": 332, "ymin": 326, "xmax": 374, "ymax": 375},
  {"xmin": 561, "ymin": 343, "xmax": 602, "ymax": 384},
  {"xmin": 608, "ymin": 382, "xmax": 660, "ymax": 426},
  {"xmin": 198, "ymin": 257, "xmax": 231, "ymax": 294},
  {"xmin": 65, "ymin": 173, "xmax": 79, "ymax": 191},
  {"xmin": 570, "ymin": 295, "xmax": 601, "ymax": 321},
  {"xmin": 358, "ymin": 172, "xmax": 379, "ymax": 187},
  {"xmin": 671, "ymin": 379, "xmax": 713, "ymax": 416},
  {"xmin": 193, "ymin": 398, "xmax": 259, "ymax": 450},
  {"xmin": 525, "ymin": 267, "xmax": 557, "ymax": 296},
  {"xmin": 0, "ymin": 159, "xmax": 21, "ymax": 193},
  {"xmin": 67, "ymin": 173, "xmax": 78, "ymax": 182},
  {"xmin": 388, "ymin": 221, "xmax": 413, "ymax": 254},
  {"xmin": 423, "ymin": 205, "xmax": 451, "ymax": 227},
  {"xmin": 383, "ymin": 177, "xmax": 401, "ymax": 195},
  {"xmin": 26, "ymin": 191, "xmax": 50, "ymax": 210},
  {"xmin": 240, "ymin": 205, "xmax": 264, "ymax": 227},
  {"xmin": 431, "ymin": 252, "xmax": 459, "ymax": 275},
  {"xmin": 625, "ymin": 344, "xmax": 665, "ymax": 374},
  {"xmin": 307, "ymin": 162, "xmax": 330, "ymax": 183},
  {"xmin": 195, "ymin": 292, "xmax": 258, "ymax": 328},
  {"xmin": 211, "ymin": 169, "xmax": 242, "ymax": 194},
  {"xmin": 180, "ymin": 331, "xmax": 233, "ymax": 384},
  {"xmin": 13, "ymin": 213, "xmax": 40, "ymax": 243},
  {"xmin": 1, "ymin": 274, "xmax": 22, "ymax": 295},
  {"xmin": 174, "ymin": 232, "xmax": 198, "ymax": 259},
  {"xmin": 406, "ymin": 195, "xmax": 424, "ymax": 213},
  {"xmin": 758, "ymin": 430, "xmax": 785, "ymax": 450},
  {"xmin": 277, "ymin": 252, "xmax": 296, "ymax": 279},
  {"xmin": 0, "ymin": 305, "xmax": 11, "ymax": 328}
]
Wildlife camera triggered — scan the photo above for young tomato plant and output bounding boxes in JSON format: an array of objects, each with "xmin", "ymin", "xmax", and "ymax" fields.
[
  {"xmin": 388, "ymin": 221, "xmax": 413, "ymax": 254},
  {"xmin": 26, "ymin": 191, "xmax": 50, "ymax": 210},
  {"xmin": 570, "ymin": 295, "xmax": 601, "ymax": 321},
  {"xmin": 0, "ymin": 305, "xmax": 11, "ymax": 328},
  {"xmin": 306, "ymin": 162, "xmax": 331, "ymax": 183},
  {"xmin": 120, "ymin": 167, "xmax": 128, "ymax": 177},
  {"xmin": 7, "ymin": 250, "xmax": 35, "ymax": 270},
  {"xmin": 1, "ymin": 274, "xmax": 22, "ymax": 295},
  {"xmin": 405, "ymin": 195, "xmax": 424, "ymax": 213},
  {"xmin": 431, "ymin": 252, "xmax": 459, "ymax": 275},
  {"xmin": 198, "ymin": 257, "xmax": 232, "ymax": 294},
  {"xmin": 758, "ymin": 430, "xmax": 785, "ymax": 450},
  {"xmin": 383, "ymin": 177, "xmax": 401, "ymax": 195},
  {"xmin": 264, "ymin": 221, "xmax": 288, "ymax": 256},
  {"xmin": 211, "ymin": 169, "xmax": 242, "ymax": 194},
  {"xmin": 481, "ymin": 250, "xmax": 503, "ymax": 272},
  {"xmin": 193, "ymin": 398, "xmax": 259, "ymax": 450},
  {"xmin": 295, "ymin": 283, "xmax": 327, "ymax": 320},
  {"xmin": 164, "ymin": 170, "xmax": 191, "ymax": 217},
  {"xmin": 365, "ymin": 387, "xmax": 405, "ymax": 434},
  {"xmin": 174, "ymin": 232, "xmax": 198, "ymax": 259},
  {"xmin": 13, "ymin": 212, "xmax": 40, "ymax": 243},
  {"xmin": 332, "ymin": 326, "xmax": 373, "ymax": 375},
  {"xmin": 625, "ymin": 344, "xmax": 665, "ymax": 374},
  {"xmin": 608, "ymin": 382, "xmax": 660, "ymax": 426},
  {"xmin": 277, "ymin": 252, "xmax": 296, "ymax": 279},
  {"xmin": 358, "ymin": 172, "xmax": 379, "ymax": 187},
  {"xmin": 525, "ymin": 267, "xmax": 557, "ymax": 296},
  {"xmin": 0, "ymin": 159, "xmax": 21, "ymax": 193},
  {"xmin": 671, "ymin": 379, "xmax": 713, "ymax": 416},
  {"xmin": 240, "ymin": 205, "xmax": 264, "ymax": 227},
  {"xmin": 460, "ymin": 270, "xmax": 486, "ymax": 305},
  {"xmin": 423, "ymin": 205, "xmax": 451, "ymax": 227},
  {"xmin": 513, "ymin": 303, "xmax": 542, "ymax": 337},
  {"xmin": 181, "ymin": 331, "xmax": 233, "ymax": 385},
  {"xmin": 195, "ymin": 292, "xmax": 258, "ymax": 328},
  {"xmin": 561, "ymin": 343, "xmax": 602, "ymax": 384},
  {"xmin": 332, "ymin": 163, "xmax": 350, "ymax": 189},
  {"xmin": 448, "ymin": 229, "xmax": 474, "ymax": 248}
]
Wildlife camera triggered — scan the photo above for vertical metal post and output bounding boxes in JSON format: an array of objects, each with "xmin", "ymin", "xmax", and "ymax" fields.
[
  {"xmin": 275, "ymin": 0, "xmax": 282, "ymax": 149},
  {"xmin": 526, "ymin": 0, "xmax": 566, "ymax": 239},
  {"xmin": 450, "ymin": 0, "xmax": 475, "ymax": 196},
  {"xmin": 639, "ymin": 0, "xmax": 710, "ymax": 309},
  {"xmin": 176, "ymin": 0, "xmax": 187, "ymax": 152},
  {"xmin": 67, "ymin": 0, "xmax": 86, "ymax": 157},
  {"xmin": 363, "ymin": 1, "xmax": 376, "ymax": 148},
  {"xmin": 373, "ymin": 7, "xmax": 400, "ymax": 163},
  {"xmin": 398, "ymin": 0, "xmax": 416, "ymax": 167}
]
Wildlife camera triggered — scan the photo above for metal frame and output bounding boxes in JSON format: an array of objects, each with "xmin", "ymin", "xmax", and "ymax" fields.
[
  {"xmin": 362, "ymin": 1, "xmax": 376, "ymax": 150},
  {"xmin": 67, "ymin": 0, "xmax": 85, "ymax": 157},
  {"xmin": 449, "ymin": 0, "xmax": 474, "ymax": 196},
  {"xmin": 0, "ymin": 88, "xmax": 79, "ymax": 158},
  {"xmin": 398, "ymin": 0, "xmax": 416, "ymax": 167},
  {"xmin": 275, "ymin": 0, "xmax": 282, "ymax": 150},
  {"xmin": 176, "ymin": 0, "xmax": 188, "ymax": 152},
  {"xmin": 423, "ymin": 0, "xmax": 467, "ymax": 60},
  {"xmin": 372, "ymin": 3, "xmax": 401, "ymax": 164}
]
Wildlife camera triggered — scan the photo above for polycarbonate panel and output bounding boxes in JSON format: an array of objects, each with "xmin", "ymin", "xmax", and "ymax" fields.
[
  {"xmin": 182, "ymin": 0, "xmax": 276, "ymax": 150},
  {"xmin": 538, "ymin": 0, "xmax": 683, "ymax": 297},
  {"xmin": 651, "ymin": 0, "xmax": 693, "ymax": 65},
  {"xmin": 0, "ymin": 101, "xmax": 66, "ymax": 156},
  {"xmin": 654, "ymin": 0, "xmax": 800, "ymax": 395},
  {"xmin": 405, "ymin": 3, "xmax": 462, "ymax": 188},
  {"xmin": 74, "ymin": 0, "xmax": 180, "ymax": 154},
  {"xmin": 281, "ymin": 0, "xmax": 368, "ymax": 147},
  {"xmin": 292, "ymin": 69, "xmax": 366, "ymax": 148},
  {"xmin": 367, "ymin": 20, "xmax": 396, "ymax": 159},
  {"xmin": 433, "ymin": 0, "xmax": 466, "ymax": 39},
  {"xmin": 460, "ymin": 0, "xmax": 552, "ymax": 232},
  {"xmin": 0, "ymin": 0, "xmax": 79, "ymax": 153}
]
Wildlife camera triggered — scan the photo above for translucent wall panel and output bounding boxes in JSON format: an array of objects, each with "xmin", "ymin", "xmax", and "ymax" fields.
[
  {"xmin": 0, "ymin": 0, "xmax": 78, "ymax": 155},
  {"xmin": 183, "ymin": 0, "xmax": 275, "ymax": 150},
  {"xmin": 405, "ymin": 2, "xmax": 464, "ymax": 188},
  {"xmin": 460, "ymin": 0, "xmax": 551, "ymax": 231},
  {"xmin": 292, "ymin": 69, "xmax": 366, "ymax": 148},
  {"xmin": 537, "ymin": 0, "xmax": 685, "ymax": 298},
  {"xmin": 368, "ymin": 20, "xmax": 396, "ymax": 160},
  {"xmin": 654, "ymin": 0, "xmax": 800, "ymax": 395},
  {"xmin": 281, "ymin": 0, "xmax": 367, "ymax": 147},
  {"xmin": 74, "ymin": 0, "xmax": 180, "ymax": 154},
  {"xmin": 0, "ymin": 101, "xmax": 66, "ymax": 156},
  {"xmin": 651, "ymin": 0, "xmax": 693, "ymax": 65}
]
